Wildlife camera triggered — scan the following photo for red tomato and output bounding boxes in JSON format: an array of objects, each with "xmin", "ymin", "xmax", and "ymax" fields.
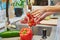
[
  {"xmin": 28, "ymin": 18, "xmax": 36, "ymax": 27},
  {"xmin": 20, "ymin": 17, "xmax": 28, "ymax": 24},
  {"xmin": 26, "ymin": 13, "xmax": 32, "ymax": 19},
  {"xmin": 31, "ymin": 15, "xmax": 35, "ymax": 18},
  {"xmin": 20, "ymin": 20, "xmax": 27, "ymax": 24},
  {"xmin": 24, "ymin": 17, "xmax": 28, "ymax": 22},
  {"xmin": 20, "ymin": 28, "xmax": 33, "ymax": 40},
  {"xmin": 28, "ymin": 22, "xmax": 33, "ymax": 27}
]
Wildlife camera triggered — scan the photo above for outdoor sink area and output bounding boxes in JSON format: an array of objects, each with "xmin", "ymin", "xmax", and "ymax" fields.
[{"xmin": 9, "ymin": 21, "xmax": 57, "ymax": 37}]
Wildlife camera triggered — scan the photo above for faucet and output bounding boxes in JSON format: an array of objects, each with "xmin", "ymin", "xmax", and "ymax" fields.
[
  {"xmin": 6, "ymin": 0, "xmax": 10, "ymax": 24},
  {"xmin": 40, "ymin": 29, "xmax": 47, "ymax": 40},
  {"xmin": 42, "ymin": 29, "xmax": 47, "ymax": 39}
]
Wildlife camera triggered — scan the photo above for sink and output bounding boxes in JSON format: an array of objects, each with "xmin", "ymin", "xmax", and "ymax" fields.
[
  {"xmin": 9, "ymin": 22, "xmax": 56, "ymax": 37},
  {"xmin": 15, "ymin": 23, "xmax": 52, "ymax": 36},
  {"xmin": 5, "ymin": 21, "xmax": 57, "ymax": 40},
  {"xmin": 32, "ymin": 26, "xmax": 52, "ymax": 36}
]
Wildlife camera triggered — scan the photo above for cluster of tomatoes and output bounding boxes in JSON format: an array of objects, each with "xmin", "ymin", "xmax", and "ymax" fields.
[{"xmin": 20, "ymin": 12, "xmax": 36, "ymax": 27}]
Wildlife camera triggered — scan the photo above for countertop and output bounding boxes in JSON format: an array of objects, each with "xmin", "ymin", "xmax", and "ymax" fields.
[{"xmin": 2, "ymin": 27, "xmax": 57, "ymax": 40}]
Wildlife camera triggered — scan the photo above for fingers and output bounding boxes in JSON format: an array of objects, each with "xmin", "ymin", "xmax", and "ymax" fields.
[
  {"xmin": 31, "ymin": 9, "xmax": 40, "ymax": 15},
  {"xmin": 56, "ymin": 2, "xmax": 60, "ymax": 5},
  {"xmin": 34, "ymin": 10, "xmax": 47, "ymax": 21},
  {"xmin": 33, "ymin": 11, "xmax": 41, "ymax": 17},
  {"xmin": 36, "ymin": 12, "xmax": 55, "ymax": 23},
  {"xmin": 31, "ymin": 9, "xmax": 40, "ymax": 17},
  {"xmin": 31, "ymin": 9, "xmax": 48, "ymax": 23},
  {"xmin": 36, "ymin": 13, "xmax": 47, "ymax": 23},
  {"xmin": 34, "ymin": 10, "xmax": 47, "ymax": 18},
  {"xmin": 31, "ymin": 9, "xmax": 47, "ymax": 18}
]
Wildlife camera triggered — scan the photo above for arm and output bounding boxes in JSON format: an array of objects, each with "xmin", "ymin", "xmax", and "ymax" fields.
[{"xmin": 34, "ymin": 2, "xmax": 60, "ymax": 22}]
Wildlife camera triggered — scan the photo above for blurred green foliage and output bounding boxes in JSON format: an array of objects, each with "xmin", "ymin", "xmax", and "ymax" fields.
[{"xmin": 12, "ymin": 0, "xmax": 26, "ymax": 8}]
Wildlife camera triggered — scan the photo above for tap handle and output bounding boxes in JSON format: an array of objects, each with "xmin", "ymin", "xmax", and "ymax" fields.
[{"xmin": 42, "ymin": 29, "xmax": 47, "ymax": 39}]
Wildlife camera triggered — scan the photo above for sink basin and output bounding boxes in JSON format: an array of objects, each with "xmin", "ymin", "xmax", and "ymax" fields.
[
  {"xmin": 9, "ymin": 22, "xmax": 56, "ymax": 37},
  {"xmin": 15, "ymin": 24, "xmax": 52, "ymax": 36},
  {"xmin": 32, "ymin": 26, "xmax": 52, "ymax": 36}
]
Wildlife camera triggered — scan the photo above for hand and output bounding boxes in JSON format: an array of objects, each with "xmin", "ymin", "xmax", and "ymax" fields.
[{"xmin": 32, "ymin": 2, "xmax": 60, "ymax": 22}]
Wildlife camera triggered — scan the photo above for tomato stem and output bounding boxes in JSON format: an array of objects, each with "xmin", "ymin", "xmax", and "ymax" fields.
[{"xmin": 22, "ymin": 30, "xmax": 27, "ymax": 34}]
